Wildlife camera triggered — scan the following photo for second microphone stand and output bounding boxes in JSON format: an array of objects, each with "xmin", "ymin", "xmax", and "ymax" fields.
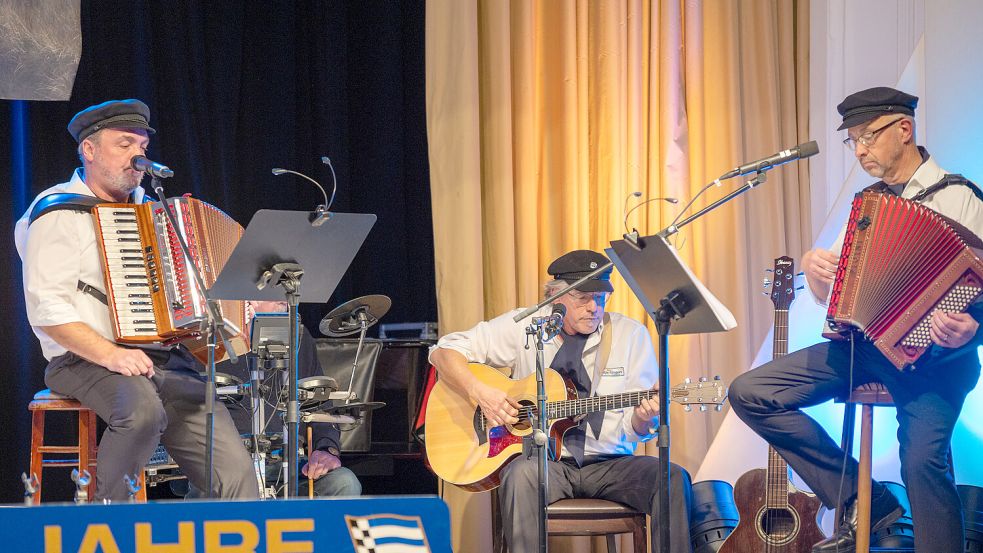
[{"xmin": 151, "ymin": 176, "xmax": 240, "ymax": 498}]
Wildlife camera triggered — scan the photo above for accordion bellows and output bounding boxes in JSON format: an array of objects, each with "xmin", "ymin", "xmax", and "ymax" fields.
[
  {"xmin": 826, "ymin": 191, "xmax": 983, "ymax": 369},
  {"xmin": 92, "ymin": 197, "xmax": 249, "ymax": 363}
]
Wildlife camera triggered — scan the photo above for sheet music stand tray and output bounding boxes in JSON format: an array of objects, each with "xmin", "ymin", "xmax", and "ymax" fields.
[
  {"xmin": 210, "ymin": 209, "xmax": 376, "ymax": 497},
  {"xmin": 606, "ymin": 234, "xmax": 735, "ymax": 553}
]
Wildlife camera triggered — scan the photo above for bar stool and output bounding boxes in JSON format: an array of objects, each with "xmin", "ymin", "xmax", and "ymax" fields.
[
  {"xmin": 548, "ymin": 498, "xmax": 648, "ymax": 552},
  {"xmin": 492, "ymin": 489, "xmax": 648, "ymax": 552},
  {"xmin": 29, "ymin": 389, "xmax": 147, "ymax": 502},
  {"xmin": 838, "ymin": 382, "xmax": 894, "ymax": 553}
]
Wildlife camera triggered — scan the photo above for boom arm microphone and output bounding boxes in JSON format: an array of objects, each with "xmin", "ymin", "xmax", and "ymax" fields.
[
  {"xmin": 718, "ymin": 140, "xmax": 819, "ymax": 180},
  {"xmin": 131, "ymin": 155, "xmax": 174, "ymax": 179}
]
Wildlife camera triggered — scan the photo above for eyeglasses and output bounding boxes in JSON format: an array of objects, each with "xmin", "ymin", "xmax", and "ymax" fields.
[
  {"xmin": 567, "ymin": 291, "xmax": 610, "ymax": 306},
  {"xmin": 842, "ymin": 118, "xmax": 903, "ymax": 150}
]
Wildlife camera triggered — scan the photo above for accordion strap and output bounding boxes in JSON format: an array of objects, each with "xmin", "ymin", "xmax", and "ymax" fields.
[
  {"xmin": 863, "ymin": 174, "xmax": 983, "ymax": 202},
  {"xmin": 909, "ymin": 173, "xmax": 983, "ymax": 203},
  {"xmin": 77, "ymin": 280, "xmax": 109, "ymax": 306},
  {"xmin": 28, "ymin": 193, "xmax": 106, "ymax": 225}
]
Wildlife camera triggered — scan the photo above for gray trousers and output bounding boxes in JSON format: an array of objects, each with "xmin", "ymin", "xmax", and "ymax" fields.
[
  {"xmin": 45, "ymin": 348, "xmax": 260, "ymax": 501},
  {"xmin": 728, "ymin": 338, "xmax": 979, "ymax": 552},
  {"xmin": 499, "ymin": 455, "xmax": 693, "ymax": 553}
]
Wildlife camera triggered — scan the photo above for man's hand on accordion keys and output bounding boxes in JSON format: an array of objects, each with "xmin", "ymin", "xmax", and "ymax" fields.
[{"xmin": 929, "ymin": 311, "xmax": 979, "ymax": 349}]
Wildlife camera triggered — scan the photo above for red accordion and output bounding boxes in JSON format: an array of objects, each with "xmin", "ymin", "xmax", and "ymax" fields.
[{"xmin": 825, "ymin": 191, "xmax": 983, "ymax": 369}]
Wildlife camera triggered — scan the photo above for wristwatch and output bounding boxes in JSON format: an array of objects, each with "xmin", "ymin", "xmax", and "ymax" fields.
[{"xmin": 326, "ymin": 446, "xmax": 341, "ymax": 457}]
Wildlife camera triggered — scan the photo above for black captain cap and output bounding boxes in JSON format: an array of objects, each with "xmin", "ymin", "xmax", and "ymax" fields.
[
  {"xmin": 836, "ymin": 86, "xmax": 918, "ymax": 130},
  {"xmin": 68, "ymin": 99, "xmax": 156, "ymax": 143},
  {"xmin": 547, "ymin": 249, "xmax": 614, "ymax": 293}
]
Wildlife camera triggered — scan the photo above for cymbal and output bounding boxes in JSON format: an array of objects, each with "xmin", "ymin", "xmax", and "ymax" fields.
[
  {"xmin": 319, "ymin": 294, "xmax": 392, "ymax": 337},
  {"xmin": 298, "ymin": 376, "xmax": 339, "ymax": 393}
]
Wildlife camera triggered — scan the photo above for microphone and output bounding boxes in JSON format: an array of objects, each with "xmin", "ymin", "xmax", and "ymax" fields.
[
  {"xmin": 131, "ymin": 155, "xmax": 174, "ymax": 179},
  {"xmin": 718, "ymin": 140, "xmax": 819, "ymax": 180},
  {"xmin": 545, "ymin": 303, "xmax": 566, "ymax": 336}
]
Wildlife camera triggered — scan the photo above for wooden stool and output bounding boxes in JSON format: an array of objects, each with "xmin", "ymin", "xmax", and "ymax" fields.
[
  {"xmin": 29, "ymin": 389, "xmax": 147, "ymax": 502},
  {"xmin": 548, "ymin": 498, "xmax": 648, "ymax": 552},
  {"xmin": 493, "ymin": 489, "xmax": 648, "ymax": 553},
  {"xmin": 838, "ymin": 382, "xmax": 895, "ymax": 553}
]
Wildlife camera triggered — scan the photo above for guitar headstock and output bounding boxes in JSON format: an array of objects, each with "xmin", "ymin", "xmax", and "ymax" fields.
[
  {"xmin": 765, "ymin": 255, "xmax": 798, "ymax": 311},
  {"xmin": 668, "ymin": 377, "xmax": 727, "ymax": 412}
]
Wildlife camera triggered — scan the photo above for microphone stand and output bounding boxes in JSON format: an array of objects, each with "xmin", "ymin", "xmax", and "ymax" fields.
[
  {"xmin": 150, "ymin": 175, "xmax": 240, "ymax": 498},
  {"xmin": 648, "ymin": 169, "xmax": 766, "ymax": 553},
  {"xmin": 512, "ymin": 265, "xmax": 611, "ymax": 553}
]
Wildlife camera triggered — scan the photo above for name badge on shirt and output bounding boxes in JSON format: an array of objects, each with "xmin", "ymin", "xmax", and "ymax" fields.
[{"xmin": 601, "ymin": 367, "xmax": 625, "ymax": 377}]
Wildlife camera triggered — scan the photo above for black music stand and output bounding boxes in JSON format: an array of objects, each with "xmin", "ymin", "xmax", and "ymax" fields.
[
  {"xmin": 606, "ymin": 235, "xmax": 735, "ymax": 553},
  {"xmin": 210, "ymin": 209, "xmax": 376, "ymax": 497}
]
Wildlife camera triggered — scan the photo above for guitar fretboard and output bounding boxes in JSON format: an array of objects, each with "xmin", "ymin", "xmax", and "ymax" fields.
[
  {"xmin": 547, "ymin": 390, "xmax": 657, "ymax": 420},
  {"xmin": 766, "ymin": 307, "xmax": 791, "ymax": 510}
]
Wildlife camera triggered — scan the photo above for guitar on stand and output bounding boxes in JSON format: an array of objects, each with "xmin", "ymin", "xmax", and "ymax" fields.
[{"xmin": 719, "ymin": 255, "xmax": 825, "ymax": 552}]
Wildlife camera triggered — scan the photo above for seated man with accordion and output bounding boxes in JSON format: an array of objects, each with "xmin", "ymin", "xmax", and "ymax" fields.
[
  {"xmin": 14, "ymin": 99, "xmax": 259, "ymax": 501},
  {"xmin": 729, "ymin": 87, "xmax": 983, "ymax": 553}
]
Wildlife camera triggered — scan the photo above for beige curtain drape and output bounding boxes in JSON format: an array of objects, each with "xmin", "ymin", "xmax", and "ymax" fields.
[{"xmin": 426, "ymin": 1, "xmax": 810, "ymax": 551}]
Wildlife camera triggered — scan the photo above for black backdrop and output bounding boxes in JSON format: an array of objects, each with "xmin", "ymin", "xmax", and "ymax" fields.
[{"xmin": 0, "ymin": 0, "xmax": 434, "ymax": 502}]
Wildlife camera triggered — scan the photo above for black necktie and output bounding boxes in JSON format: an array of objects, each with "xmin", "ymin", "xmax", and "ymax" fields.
[{"xmin": 550, "ymin": 332, "xmax": 602, "ymax": 466}]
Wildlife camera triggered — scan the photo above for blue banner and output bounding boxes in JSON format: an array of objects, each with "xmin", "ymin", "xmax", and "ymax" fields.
[{"xmin": 0, "ymin": 495, "xmax": 451, "ymax": 553}]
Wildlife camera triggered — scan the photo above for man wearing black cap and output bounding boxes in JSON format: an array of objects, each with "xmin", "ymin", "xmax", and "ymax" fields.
[
  {"xmin": 729, "ymin": 87, "xmax": 983, "ymax": 552},
  {"xmin": 14, "ymin": 99, "xmax": 259, "ymax": 501},
  {"xmin": 430, "ymin": 249, "xmax": 693, "ymax": 553}
]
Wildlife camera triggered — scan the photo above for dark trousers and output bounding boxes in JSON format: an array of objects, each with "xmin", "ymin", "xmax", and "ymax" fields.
[
  {"xmin": 45, "ymin": 348, "xmax": 260, "ymax": 501},
  {"xmin": 728, "ymin": 337, "xmax": 979, "ymax": 552},
  {"xmin": 499, "ymin": 454, "xmax": 693, "ymax": 553}
]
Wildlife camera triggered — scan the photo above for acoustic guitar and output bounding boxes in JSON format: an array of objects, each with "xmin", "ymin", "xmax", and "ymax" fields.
[
  {"xmin": 719, "ymin": 256, "xmax": 825, "ymax": 552},
  {"xmin": 424, "ymin": 362, "xmax": 726, "ymax": 492}
]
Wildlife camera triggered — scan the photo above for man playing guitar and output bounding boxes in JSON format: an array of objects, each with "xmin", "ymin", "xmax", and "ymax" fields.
[{"xmin": 429, "ymin": 249, "xmax": 693, "ymax": 553}]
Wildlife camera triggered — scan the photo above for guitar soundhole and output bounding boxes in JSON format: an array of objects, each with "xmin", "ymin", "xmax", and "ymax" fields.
[
  {"xmin": 512, "ymin": 399, "xmax": 537, "ymax": 432},
  {"xmin": 755, "ymin": 507, "xmax": 799, "ymax": 545}
]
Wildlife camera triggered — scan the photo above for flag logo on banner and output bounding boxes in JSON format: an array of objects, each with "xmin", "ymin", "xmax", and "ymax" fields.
[{"xmin": 346, "ymin": 514, "xmax": 431, "ymax": 553}]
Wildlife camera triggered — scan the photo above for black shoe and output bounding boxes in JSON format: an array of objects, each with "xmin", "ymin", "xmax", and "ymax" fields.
[{"xmin": 812, "ymin": 489, "xmax": 904, "ymax": 553}]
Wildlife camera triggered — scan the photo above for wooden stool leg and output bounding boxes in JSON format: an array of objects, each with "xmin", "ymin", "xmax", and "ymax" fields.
[
  {"xmin": 633, "ymin": 518, "xmax": 646, "ymax": 553},
  {"xmin": 29, "ymin": 409, "xmax": 44, "ymax": 502},
  {"xmin": 856, "ymin": 403, "xmax": 874, "ymax": 553},
  {"xmin": 79, "ymin": 409, "xmax": 97, "ymax": 501},
  {"xmin": 605, "ymin": 534, "xmax": 617, "ymax": 552}
]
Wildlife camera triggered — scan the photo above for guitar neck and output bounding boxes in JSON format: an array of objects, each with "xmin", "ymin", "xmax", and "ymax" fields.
[
  {"xmin": 766, "ymin": 308, "xmax": 790, "ymax": 509},
  {"xmin": 548, "ymin": 389, "xmax": 656, "ymax": 420}
]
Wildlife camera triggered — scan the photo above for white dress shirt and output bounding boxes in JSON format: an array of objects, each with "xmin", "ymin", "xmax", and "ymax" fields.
[
  {"xmin": 15, "ymin": 169, "xmax": 149, "ymax": 360},
  {"xmin": 431, "ymin": 306, "xmax": 659, "ymax": 457}
]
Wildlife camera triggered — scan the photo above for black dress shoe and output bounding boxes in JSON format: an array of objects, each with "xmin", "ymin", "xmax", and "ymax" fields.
[{"xmin": 812, "ymin": 489, "xmax": 904, "ymax": 553}]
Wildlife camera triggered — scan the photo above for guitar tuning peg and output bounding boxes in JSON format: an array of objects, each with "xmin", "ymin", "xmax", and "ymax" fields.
[
  {"xmin": 699, "ymin": 405, "xmax": 708, "ymax": 412},
  {"xmin": 762, "ymin": 291, "xmax": 770, "ymax": 297},
  {"xmin": 797, "ymin": 271, "xmax": 805, "ymax": 276},
  {"xmin": 715, "ymin": 405, "xmax": 724, "ymax": 412},
  {"xmin": 698, "ymin": 376, "xmax": 708, "ymax": 382},
  {"xmin": 796, "ymin": 286, "xmax": 805, "ymax": 291},
  {"xmin": 684, "ymin": 405, "xmax": 692, "ymax": 412},
  {"xmin": 765, "ymin": 268, "xmax": 774, "ymax": 273},
  {"xmin": 763, "ymin": 278, "xmax": 772, "ymax": 287},
  {"xmin": 713, "ymin": 375, "xmax": 721, "ymax": 380},
  {"xmin": 683, "ymin": 377, "xmax": 691, "ymax": 384}
]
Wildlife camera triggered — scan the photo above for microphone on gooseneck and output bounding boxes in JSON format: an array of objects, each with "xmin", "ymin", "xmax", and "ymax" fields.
[{"xmin": 622, "ymin": 191, "xmax": 679, "ymax": 251}]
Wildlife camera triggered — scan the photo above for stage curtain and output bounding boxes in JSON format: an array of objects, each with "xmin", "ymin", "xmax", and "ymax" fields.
[{"xmin": 426, "ymin": 1, "xmax": 810, "ymax": 551}]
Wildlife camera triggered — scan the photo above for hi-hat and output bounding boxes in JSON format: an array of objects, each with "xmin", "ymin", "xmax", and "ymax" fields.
[{"xmin": 319, "ymin": 294, "xmax": 391, "ymax": 337}]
